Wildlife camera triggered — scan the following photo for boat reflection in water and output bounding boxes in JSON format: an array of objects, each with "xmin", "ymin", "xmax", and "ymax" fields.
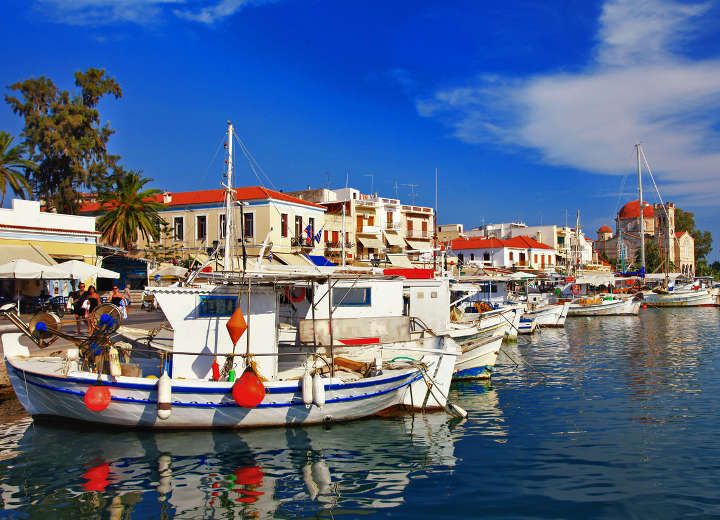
[{"xmin": 0, "ymin": 411, "xmax": 459, "ymax": 518}]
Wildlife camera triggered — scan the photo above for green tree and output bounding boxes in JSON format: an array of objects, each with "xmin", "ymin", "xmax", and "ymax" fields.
[
  {"xmin": 676, "ymin": 208, "xmax": 713, "ymax": 263},
  {"xmin": 0, "ymin": 131, "xmax": 34, "ymax": 204},
  {"xmin": 146, "ymin": 221, "xmax": 183, "ymax": 264},
  {"xmin": 96, "ymin": 169, "xmax": 162, "ymax": 251},
  {"xmin": 5, "ymin": 68, "xmax": 122, "ymax": 214},
  {"xmin": 635, "ymin": 239, "xmax": 663, "ymax": 273}
]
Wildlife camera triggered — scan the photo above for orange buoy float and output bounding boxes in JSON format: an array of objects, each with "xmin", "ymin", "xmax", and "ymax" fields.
[
  {"xmin": 232, "ymin": 366, "xmax": 266, "ymax": 408},
  {"xmin": 84, "ymin": 384, "xmax": 111, "ymax": 412},
  {"xmin": 226, "ymin": 306, "xmax": 248, "ymax": 346}
]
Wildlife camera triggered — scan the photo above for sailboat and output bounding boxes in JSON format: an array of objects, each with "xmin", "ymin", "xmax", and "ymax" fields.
[{"xmin": 629, "ymin": 144, "xmax": 715, "ymax": 307}]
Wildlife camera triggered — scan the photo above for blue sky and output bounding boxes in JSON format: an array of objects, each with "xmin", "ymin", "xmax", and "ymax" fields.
[{"xmin": 2, "ymin": 0, "xmax": 720, "ymax": 259}]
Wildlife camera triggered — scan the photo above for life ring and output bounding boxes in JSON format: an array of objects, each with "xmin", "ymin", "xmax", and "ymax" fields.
[
  {"xmin": 285, "ymin": 286, "xmax": 306, "ymax": 303},
  {"xmin": 571, "ymin": 284, "xmax": 581, "ymax": 295}
]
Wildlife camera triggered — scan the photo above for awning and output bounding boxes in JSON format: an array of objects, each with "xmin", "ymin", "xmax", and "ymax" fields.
[
  {"xmin": 386, "ymin": 253, "xmax": 413, "ymax": 268},
  {"xmin": 274, "ymin": 252, "xmax": 314, "ymax": 266},
  {"xmin": 358, "ymin": 237, "xmax": 384, "ymax": 249},
  {"xmin": 0, "ymin": 245, "xmax": 56, "ymax": 266},
  {"xmin": 307, "ymin": 255, "xmax": 336, "ymax": 267},
  {"xmin": 384, "ymin": 231, "xmax": 405, "ymax": 247},
  {"xmin": 405, "ymin": 240, "xmax": 432, "ymax": 252}
]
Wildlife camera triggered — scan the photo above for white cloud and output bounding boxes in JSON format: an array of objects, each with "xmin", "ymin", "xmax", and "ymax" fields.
[
  {"xmin": 418, "ymin": 0, "xmax": 720, "ymax": 206},
  {"xmin": 35, "ymin": 0, "xmax": 267, "ymax": 25}
]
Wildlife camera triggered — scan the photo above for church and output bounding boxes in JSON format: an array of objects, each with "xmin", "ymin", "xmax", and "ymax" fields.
[{"xmin": 594, "ymin": 200, "xmax": 695, "ymax": 276}]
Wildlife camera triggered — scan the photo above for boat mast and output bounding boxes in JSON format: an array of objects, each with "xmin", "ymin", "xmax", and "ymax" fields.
[
  {"xmin": 636, "ymin": 143, "xmax": 646, "ymax": 276},
  {"xmin": 433, "ymin": 167, "xmax": 438, "ymax": 272},
  {"xmin": 575, "ymin": 209, "xmax": 580, "ymax": 274},
  {"xmin": 224, "ymin": 121, "xmax": 234, "ymax": 271}
]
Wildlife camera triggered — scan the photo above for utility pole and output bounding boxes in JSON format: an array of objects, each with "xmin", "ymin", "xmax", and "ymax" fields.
[
  {"xmin": 402, "ymin": 183, "xmax": 420, "ymax": 204},
  {"xmin": 364, "ymin": 173, "xmax": 374, "ymax": 195}
]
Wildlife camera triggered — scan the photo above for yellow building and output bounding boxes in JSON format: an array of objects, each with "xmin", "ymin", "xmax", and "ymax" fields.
[
  {"xmin": 131, "ymin": 186, "xmax": 327, "ymax": 266},
  {"xmin": 0, "ymin": 199, "xmax": 99, "ymax": 297}
]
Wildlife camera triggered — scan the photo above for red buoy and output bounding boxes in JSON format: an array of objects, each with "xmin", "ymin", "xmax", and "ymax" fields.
[
  {"xmin": 226, "ymin": 307, "xmax": 248, "ymax": 346},
  {"xmin": 234, "ymin": 466, "xmax": 264, "ymax": 486},
  {"xmin": 211, "ymin": 358, "xmax": 221, "ymax": 381},
  {"xmin": 232, "ymin": 367, "xmax": 266, "ymax": 408},
  {"xmin": 84, "ymin": 385, "xmax": 111, "ymax": 412}
]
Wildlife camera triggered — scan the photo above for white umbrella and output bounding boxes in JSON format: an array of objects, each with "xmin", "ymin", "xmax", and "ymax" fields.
[
  {"xmin": 0, "ymin": 259, "xmax": 71, "ymax": 279},
  {"xmin": 0, "ymin": 259, "xmax": 71, "ymax": 312},
  {"xmin": 55, "ymin": 260, "xmax": 120, "ymax": 280}
]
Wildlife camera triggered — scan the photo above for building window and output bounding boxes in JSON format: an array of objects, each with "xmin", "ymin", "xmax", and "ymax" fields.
[
  {"xmin": 332, "ymin": 230, "xmax": 339, "ymax": 243},
  {"xmin": 219, "ymin": 214, "xmax": 226, "ymax": 239},
  {"xmin": 243, "ymin": 212, "xmax": 254, "ymax": 239},
  {"xmin": 308, "ymin": 217, "xmax": 315, "ymax": 237},
  {"xmin": 196, "ymin": 215, "xmax": 207, "ymax": 241},
  {"xmin": 509, "ymin": 251, "xmax": 514, "ymax": 261},
  {"xmin": 534, "ymin": 254, "xmax": 538, "ymax": 264},
  {"xmin": 295, "ymin": 215, "xmax": 303, "ymax": 238},
  {"xmin": 470, "ymin": 253, "xmax": 475, "ymax": 261},
  {"xmin": 173, "ymin": 217, "xmax": 184, "ymax": 241},
  {"xmin": 281, "ymin": 213, "xmax": 288, "ymax": 238},
  {"xmin": 483, "ymin": 252, "xmax": 490, "ymax": 261},
  {"xmin": 458, "ymin": 253, "xmax": 464, "ymax": 263}
]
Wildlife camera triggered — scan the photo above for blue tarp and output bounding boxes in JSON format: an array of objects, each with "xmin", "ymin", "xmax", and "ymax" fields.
[{"xmin": 307, "ymin": 255, "xmax": 336, "ymax": 267}]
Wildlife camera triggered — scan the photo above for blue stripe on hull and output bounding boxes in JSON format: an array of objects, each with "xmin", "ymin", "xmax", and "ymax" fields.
[{"xmin": 453, "ymin": 365, "xmax": 492, "ymax": 380}]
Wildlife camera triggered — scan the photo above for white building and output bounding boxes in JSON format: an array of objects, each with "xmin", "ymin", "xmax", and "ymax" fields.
[{"xmin": 449, "ymin": 235, "xmax": 556, "ymax": 270}]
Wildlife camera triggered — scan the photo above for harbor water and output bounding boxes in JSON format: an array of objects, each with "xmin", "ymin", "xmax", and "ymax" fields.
[{"xmin": 1, "ymin": 307, "xmax": 719, "ymax": 518}]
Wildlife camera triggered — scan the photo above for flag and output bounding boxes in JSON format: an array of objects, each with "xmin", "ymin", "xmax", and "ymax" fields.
[
  {"xmin": 305, "ymin": 224, "xmax": 313, "ymax": 245},
  {"xmin": 313, "ymin": 226, "xmax": 324, "ymax": 244}
]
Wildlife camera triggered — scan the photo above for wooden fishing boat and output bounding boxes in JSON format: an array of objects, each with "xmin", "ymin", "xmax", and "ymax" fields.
[{"xmin": 567, "ymin": 294, "xmax": 641, "ymax": 316}]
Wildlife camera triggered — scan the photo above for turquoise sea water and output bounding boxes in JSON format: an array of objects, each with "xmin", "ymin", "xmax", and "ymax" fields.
[{"xmin": 1, "ymin": 307, "xmax": 719, "ymax": 518}]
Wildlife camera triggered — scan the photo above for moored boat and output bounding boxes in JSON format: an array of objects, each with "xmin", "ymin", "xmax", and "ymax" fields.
[{"xmin": 567, "ymin": 294, "xmax": 641, "ymax": 316}]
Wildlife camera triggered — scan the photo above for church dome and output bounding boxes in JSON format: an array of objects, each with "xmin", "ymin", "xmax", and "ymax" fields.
[
  {"xmin": 618, "ymin": 200, "xmax": 654, "ymax": 219},
  {"xmin": 597, "ymin": 225, "xmax": 612, "ymax": 233}
]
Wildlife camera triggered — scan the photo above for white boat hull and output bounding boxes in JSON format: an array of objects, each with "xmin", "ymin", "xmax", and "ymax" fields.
[
  {"xmin": 642, "ymin": 289, "xmax": 715, "ymax": 307},
  {"xmin": 523, "ymin": 302, "xmax": 570, "ymax": 327},
  {"xmin": 4, "ymin": 348, "xmax": 423, "ymax": 430},
  {"xmin": 568, "ymin": 297, "xmax": 640, "ymax": 316},
  {"xmin": 453, "ymin": 334, "xmax": 503, "ymax": 380}
]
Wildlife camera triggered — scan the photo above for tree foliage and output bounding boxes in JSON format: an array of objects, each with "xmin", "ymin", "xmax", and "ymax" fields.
[
  {"xmin": 146, "ymin": 221, "xmax": 184, "ymax": 264},
  {"xmin": 0, "ymin": 131, "xmax": 34, "ymax": 204},
  {"xmin": 675, "ymin": 208, "xmax": 713, "ymax": 262},
  {"xmin": 5, "ymin": 68, "xmax": 122, "ymax": 213},
  {"xmin": 96, "ymin": 169, "xmax": 162, "ymax": 251}
]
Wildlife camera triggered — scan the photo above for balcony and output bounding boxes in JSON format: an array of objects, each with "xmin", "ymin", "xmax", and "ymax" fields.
[
  {"xmin": 405, "ymin": 229, "xmax": 431, "ymax": 239},
  {"xmin": 402, "ymin": 205, "xmax": 433, "ymax": 215},
  {"xmin": 291, "ymin": 236, "xmax": 314, "ymax": 249},
  {"xmin": 356, "ymin": 225, "xmax": 381, "ymax": 235},
  {"xmin": 385, "ymin": 223, "xmax": 402, "ymax": 231},
  {"xmin": 325, "ymin": 241, "xmax": 353, "ymax": 250}
]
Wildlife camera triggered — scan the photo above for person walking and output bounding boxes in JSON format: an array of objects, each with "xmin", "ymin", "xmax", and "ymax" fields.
[
  {"xmin": 110, "ymin": 285, "xmax": 128, "ymax": 319},
  {"xmin": 85, "ymin": 286, "xmax": 101, "ymax": 333},
  {"xmin": 122, "ymin": 287, "xmax": 132, "ymax": 315},
  {"xmin": 69, "ymin": 283, "xmax": 87, "ymax": 334}
]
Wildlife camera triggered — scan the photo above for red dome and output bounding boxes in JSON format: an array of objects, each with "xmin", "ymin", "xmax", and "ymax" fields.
[
  {"xmin": 597, "ymin": 225, "xmax": 612, "ymax": 233},
  {"xmin": 618, "ymin": 200, "xmax": 654, "ymax": 219}
]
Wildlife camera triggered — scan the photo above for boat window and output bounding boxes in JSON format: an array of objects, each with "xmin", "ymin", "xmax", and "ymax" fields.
[
  {"xmin": 431, "ymin": 291, "xmax": 438, "ymax": 298},
  {"xmin": 332, "ymin": 287, "xmax": 371, "ymax": 306},
  {"xmin": 197, "ymin": 295, "xmax": 237, "ymax": 317}
]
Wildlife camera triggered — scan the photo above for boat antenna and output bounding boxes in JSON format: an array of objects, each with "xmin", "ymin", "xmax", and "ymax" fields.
[{"xmin": 636, "ymin": 143, "xmax": 646, "ymax": 277}]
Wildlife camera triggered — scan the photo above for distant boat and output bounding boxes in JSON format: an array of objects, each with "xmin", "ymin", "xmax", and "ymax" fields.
[{"xmin": 567, "ymin": 294, "xmax": 641, "ymax": 316}]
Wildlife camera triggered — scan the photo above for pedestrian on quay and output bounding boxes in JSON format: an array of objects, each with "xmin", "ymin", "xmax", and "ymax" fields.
[
  {"xmin": 69, "ymin": 282, "xmax": 87, "ymax": 334},
  {"xmin": 110, "ymin": 285, "xmax": 128, "ymax": 319},
  {"xmin": 85, "ymin": 286, "xmax": 101, "ymax": 333},
  {"xmin": 123, "ymin": 287, "xmax": 132, "ymax": 316}
]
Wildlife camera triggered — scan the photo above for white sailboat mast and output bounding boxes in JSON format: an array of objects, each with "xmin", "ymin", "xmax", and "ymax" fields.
[
  {"xmin": 224, "ymin": 121, "xmax": 234, "ymax": 271},
  {"xmin": 636, "ymin": 143, "xmax": 646, "ymax": 274}
]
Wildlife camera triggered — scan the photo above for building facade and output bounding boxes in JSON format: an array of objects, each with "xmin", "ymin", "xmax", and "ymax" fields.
[
  {"xmin": 449, "ymin": 235, "xmax": 556, "ymax": 270},
  {"xmin": 594, "ymin": 200, "xmax": 695, "ymax": 274}
]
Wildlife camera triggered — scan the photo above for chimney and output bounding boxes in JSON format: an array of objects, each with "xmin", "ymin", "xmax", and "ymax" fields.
[{"xmin": 163, "ymin": 192, "xmax": 172, "ymax": 204}]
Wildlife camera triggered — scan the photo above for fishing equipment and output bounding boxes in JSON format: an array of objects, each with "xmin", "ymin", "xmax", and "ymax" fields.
[
  {"xmin": 108, "ymin": 346, "xmax": 122, "ymax": 377},
  {"xmin": 232, "ymin": 366, "xmax": 266, "ymax": 408},
  {"xmin": 211, "ymin": 357, "xmax": 221, "ymax": 381},
  {"xmin": 226, "ymin": 306, "xmax": 248, "ymax": 346},
  {"xmin": 285, "ymin": 285, "xmax": 306, "ymax": 303},
  {"xmin": 84, "ymin": 384, "xmax": 111, "ymax": 412}
]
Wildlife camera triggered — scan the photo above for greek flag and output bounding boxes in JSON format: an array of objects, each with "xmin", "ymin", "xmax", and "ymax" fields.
[
  {"xmin": 313, "ymin": 226, "xmax": 323, "ymax": 244},
  {"xmin": 304, "ymin": 224, "xmax": 313, "ymax": 244}
]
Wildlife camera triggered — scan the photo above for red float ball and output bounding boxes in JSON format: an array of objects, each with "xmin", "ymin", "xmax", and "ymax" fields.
[
  {"xmin": 231, "ymin": 368, "xmax": 266, "ymax": 408},
  {"xmin": 82, "ymin": 462, "xmax": 110, "ymax": 492},
  {"xmin": 84, "ymin": 385, "xmax": 111, "ymax": 412}
]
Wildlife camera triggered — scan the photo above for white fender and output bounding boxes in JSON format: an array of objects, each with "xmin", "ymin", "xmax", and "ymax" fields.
[
  {"xmin": 303, "ymin": 463, "xmax": 319, "ymax": 500},
  {"xmin": 301, "ymin": 369, "xmax": 313, "ymax": 405},
  {"xmin": 157, "ymin": 454, "xmax": 172, "ymax": 498},
  {"xmin": 312, "ymin": 373, "xmax": 326, "ymax": 407},
  {"xmin": 108, "ymin": 346, "xmax": 122, "ymax": 377},
  {"xmin": 311, "ymin": 460, "xmax": 332, "ymax": 491},
  {"xmin": 157, "ymin": 371, "xmax": 172, "ymax": 420}
]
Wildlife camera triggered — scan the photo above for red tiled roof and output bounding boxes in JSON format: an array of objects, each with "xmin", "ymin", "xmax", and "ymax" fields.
[
  {"xmin": 675, "ymin": 231, "xmax": 688, "ymax": 238},
  {"xmin": 619, "ymin": 200, "xmax": 654, "ymax": 219},
  {"xmin": 451, "ymin": 235, "xmax": 553, "ymax": 251},
  {"xmin": 79, "ymin": 186, "xmax": 325, "ymax": 212},
  {"xmin": 598, "ymin": 225, "xmax": 612, "ymax": 233}
]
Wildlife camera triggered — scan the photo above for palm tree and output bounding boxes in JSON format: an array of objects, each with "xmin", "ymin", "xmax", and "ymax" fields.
[
  {"xmin": 0, "ymin": 131, "xmax": 34, "ymax": 204},
  {"xmin": 97, "ymin": 169, "xmax": 163, "ymax": 251}
]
